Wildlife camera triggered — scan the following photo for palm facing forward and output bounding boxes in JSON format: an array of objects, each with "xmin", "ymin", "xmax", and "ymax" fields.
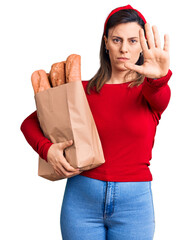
[{"xmin": 124, "ymin": 23, "xmax": 170, "ymax": 79}]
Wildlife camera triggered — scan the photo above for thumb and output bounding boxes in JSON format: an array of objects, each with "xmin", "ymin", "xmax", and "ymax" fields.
[
  {"xmin": 59, "ymin": 140, "xmax": 73, "ymax": 149},
  {"xmin": 124, "ymin": 62, "xmax": 143, "ymax": 74}
]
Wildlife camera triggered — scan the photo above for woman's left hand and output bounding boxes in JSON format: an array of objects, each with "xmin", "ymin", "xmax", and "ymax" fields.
[{"xmin": 124, "ymin": 23, "xmax": 170, "ymax": 79}]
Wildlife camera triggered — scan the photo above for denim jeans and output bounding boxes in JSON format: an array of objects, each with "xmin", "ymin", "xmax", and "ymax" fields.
[{"xmin": 60, "ymin": 175, "xmax": 155, "ymax": 240}]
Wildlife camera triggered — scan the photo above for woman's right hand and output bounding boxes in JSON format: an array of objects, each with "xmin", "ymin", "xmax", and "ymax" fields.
[{"xmin": 47, "ymin": 140, "xmax": 83, "ymax": 178}]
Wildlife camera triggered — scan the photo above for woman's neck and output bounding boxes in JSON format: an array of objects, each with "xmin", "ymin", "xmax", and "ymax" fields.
[{"xmin": 106, "ymin": 69, "xmax": 137, "ymax": 84}]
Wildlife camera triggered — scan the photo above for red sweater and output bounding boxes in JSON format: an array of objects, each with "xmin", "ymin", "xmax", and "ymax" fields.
[{"xmin": 20, "ymin": 70, "xmax": 172, "ymax": 182}]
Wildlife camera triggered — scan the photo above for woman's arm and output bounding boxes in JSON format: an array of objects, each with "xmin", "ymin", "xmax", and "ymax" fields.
[
  {"xmin": 20, "ymin": 110, "xmax": 53, "ymax": 161},
  {"xmin": 142, "ymin": 69, "xmax": 172, "ymax": 123}
]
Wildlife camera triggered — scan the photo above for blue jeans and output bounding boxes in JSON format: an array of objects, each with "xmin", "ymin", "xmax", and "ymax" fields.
[{"xmin": 60, "ymin": 175, "xmax": 155, "ymax": 240}]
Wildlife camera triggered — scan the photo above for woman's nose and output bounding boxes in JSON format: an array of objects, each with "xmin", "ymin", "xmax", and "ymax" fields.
[{"xmin": 120, "ymin": 42, "xmax": 129, "ymax": 53}]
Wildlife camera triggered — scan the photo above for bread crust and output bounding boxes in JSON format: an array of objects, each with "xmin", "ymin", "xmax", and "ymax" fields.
[
  {"xmin": 66, "ymin": 54, "xmax": 81, "ymax": 83},
  {"xmin": 31, "ymin": 54, "xmax": 81, "ymax": 94},
  {"xmin": 31, "ymin": 70, "xmax": 51, "ymax": 94},
  {"xmin": 49, "ymin": 61, "xmax": 66, "ymax": 87}
]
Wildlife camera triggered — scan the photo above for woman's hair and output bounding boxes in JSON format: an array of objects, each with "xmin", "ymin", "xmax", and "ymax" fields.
[{"xmin": 86, "ymin": 9, "xmax": 146, "ymax": 95}]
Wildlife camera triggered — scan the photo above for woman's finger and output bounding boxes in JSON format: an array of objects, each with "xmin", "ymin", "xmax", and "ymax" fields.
[
  {"xmin": 57, "ymin": 163, "xmax": 79, "ymax": 177},
  {"xmin": 58, "ymin": 164, "xmax": 69, "ymax": 176},
  {"xmin": 60, "ymin": 155, "xmax": 79, "ymax": 172},
  {"xmin": 124, "ymin": 62, "xmax": 144, "ymax": 75},
  {"xmin": 69, "ymin": 171, "xmax": 84, "ymax": 178},
  {"xmin": 145, "ymin": 23, "xmax": 155, "ymax": 49},
  {"xmin": 139, "ymin": 28, "xmax": 148, "ymax": 52},
  {"xmin": 163, "ymin": 34, "xmax": 170, "ymax": 52},
  {"xmin": 55, "ymin": 168, "xmax": 65, "ymax": 177},
  {"xmin": 152, "ymin": 25, "xmax": 161, "ymax": 48},
  {"xmin": 56, "ymin": 166, "xmax": 68, "ymax": 177}
]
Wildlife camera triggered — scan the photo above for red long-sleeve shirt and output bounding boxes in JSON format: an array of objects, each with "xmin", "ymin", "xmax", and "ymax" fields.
[{"xmin": 20, "ymin": 69, "xmax": 172, "ymax": 182}]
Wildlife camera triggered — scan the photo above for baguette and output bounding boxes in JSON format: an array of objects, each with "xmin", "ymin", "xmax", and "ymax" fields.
[
  {"xmin": 31, "ymin": 54, "xmax": 81, "ymax": 94},
  {"xmin": 65, "ymin": 54, "xmax": 81, "ymax": 83},
  {"xmin": 49, "ymin": 61, "xmax": 66, "ymax": 87},
  {"xmin": 31, "ymin": 70, "xmax": 51, "ymax": 94}
]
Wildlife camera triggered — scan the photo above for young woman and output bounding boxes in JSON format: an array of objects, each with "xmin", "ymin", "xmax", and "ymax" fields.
[{"xmin": 20, "ymin": 4, "xmax": 172, "ymax": 240}]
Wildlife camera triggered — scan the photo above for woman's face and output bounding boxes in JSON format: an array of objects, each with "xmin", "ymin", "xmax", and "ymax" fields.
[{"xmin": 104, "ymin": 22, "xmax": 143, "ymax": 72}]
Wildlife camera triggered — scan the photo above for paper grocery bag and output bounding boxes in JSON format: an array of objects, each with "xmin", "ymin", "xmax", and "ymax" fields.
[{"xmin": 34, "ymin": 81, "xmax": 105, "ymax": 181}]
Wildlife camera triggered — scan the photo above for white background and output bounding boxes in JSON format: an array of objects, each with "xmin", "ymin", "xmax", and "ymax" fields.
[{"xmin": 1, "ymin": 0, "xmax": 192, "ymax": 239}]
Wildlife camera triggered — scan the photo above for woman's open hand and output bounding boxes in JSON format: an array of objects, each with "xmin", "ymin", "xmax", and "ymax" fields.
[
  {"xmin": 47, "ymin": 140, "xmax": 83, "ymax": 178},
  {"xmin": 124, "ymin": 23, "xmax": 170, "ymax": 79}
]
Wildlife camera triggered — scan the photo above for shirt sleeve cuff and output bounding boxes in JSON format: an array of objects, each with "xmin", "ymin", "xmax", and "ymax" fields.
[
  {"xmin": 39, "ymin": 142, "xmax": 53, "ymax": 162},
  {"xmin": 145, "ymin": 69, "xmax": 173, "ymax": 88}
]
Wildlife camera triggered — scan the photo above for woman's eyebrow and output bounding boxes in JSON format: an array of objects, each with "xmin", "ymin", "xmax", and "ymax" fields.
[{"xmin": 112, "ymin": 36, "xmax": 138, "ymax": 39}]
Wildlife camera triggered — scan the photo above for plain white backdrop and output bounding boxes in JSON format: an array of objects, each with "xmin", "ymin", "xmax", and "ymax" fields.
[{"xmin": 1, "ymin": 0, "xmax": 192, "ymax": 239}]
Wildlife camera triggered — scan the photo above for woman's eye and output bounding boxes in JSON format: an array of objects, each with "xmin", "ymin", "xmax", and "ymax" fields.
[
  {"xmin": 113, "ymin": 38, "xmax": 121, "ymax": 43},
  {"xmin": 130, "ymin": 39, "xmax": 137, "ymax": 44}
]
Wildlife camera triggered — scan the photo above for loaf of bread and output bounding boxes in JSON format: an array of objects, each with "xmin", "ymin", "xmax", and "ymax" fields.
[
  {"xmin": 49, "ymin": 61, "xmax": 66, "ymax": 87},
  {"xmin": 31, "ymin": 54, "xmax": 81, "ymax": 94},
  {"xmin": 66, "ymin": 54, "xmax": 81, "ymax": 83},
  {"xmin": 31, "ymin": 70, "xmax": 51, "ymax": 94}
]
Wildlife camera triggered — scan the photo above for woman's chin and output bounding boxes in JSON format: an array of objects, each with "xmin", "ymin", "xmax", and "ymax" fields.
[
  {"xmin": 115, "ymin": 65, "xmax": 130, "ymax": 72},
  {"xmin": 113, "ymin": 61, "xmax": 130, "ymax": 71}
]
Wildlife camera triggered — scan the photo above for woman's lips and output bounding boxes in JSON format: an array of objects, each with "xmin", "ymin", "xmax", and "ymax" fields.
[{"xmin": 117, "ymin": 58, "xmax": 129, "ymax": 61}]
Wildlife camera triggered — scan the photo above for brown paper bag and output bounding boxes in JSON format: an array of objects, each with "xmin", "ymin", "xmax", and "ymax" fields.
[{"xmin": 34, "ymin": 81, "xmax": 105, "ymax": 181}]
